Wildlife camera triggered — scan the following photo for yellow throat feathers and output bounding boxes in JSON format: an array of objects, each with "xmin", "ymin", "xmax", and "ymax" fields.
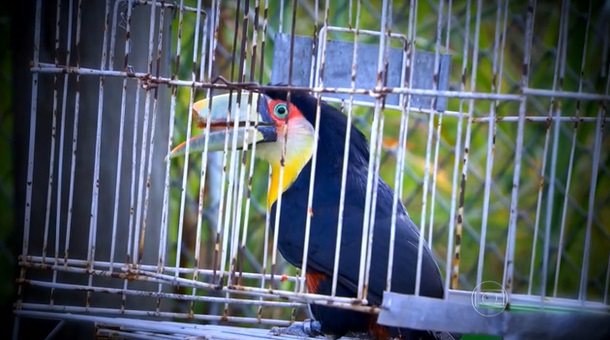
[{"xmin": 263, "ymin": 117, "xmax": 315, "ymax": 209}]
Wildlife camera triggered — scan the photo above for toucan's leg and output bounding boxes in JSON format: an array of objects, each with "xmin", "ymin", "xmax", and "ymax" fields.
[{"xmin": 269, "ymin": 319, "xmax": 322, "ymax": 337}]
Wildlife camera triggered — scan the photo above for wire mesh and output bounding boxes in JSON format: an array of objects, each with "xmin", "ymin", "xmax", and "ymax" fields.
[{"xmin": 14, "ymin": 0, "xmax": 610, "ymax": 339}]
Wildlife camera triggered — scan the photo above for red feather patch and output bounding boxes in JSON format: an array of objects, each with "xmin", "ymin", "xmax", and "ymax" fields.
[{"xmin": 305, "ymin": 272, "xmax": 327, "ymax": 294}]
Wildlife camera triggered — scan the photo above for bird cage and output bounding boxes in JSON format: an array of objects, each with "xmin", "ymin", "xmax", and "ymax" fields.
[{"xmin": 13, "ymin": 0, "xmax": 610, "ymax": 339}]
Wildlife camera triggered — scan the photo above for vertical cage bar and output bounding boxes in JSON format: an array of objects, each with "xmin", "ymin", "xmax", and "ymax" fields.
[
  {"xmin": 476, "ymin": 0, "xmax": 503, "ymax": 292},
  {"xmin": 257, "ymin": 0, "xmax": 271, "ymax": 312},
  {"xmin": 540, "ymin": 0, "xmax": 570, "ymax": 303},
  {"xmin": 553, "ymin": 0, "xmax": 593, "ymax": 297},
  {"xmin": 64, "ymin": 0, "xmax": 83, "ymax": 264},
  {"xmin": 109, "ymin": 0, "xmax": 132, "ymax": 275},
  {"xmin": 445, "ymin": 0, "xmax": 468, "ymax": 294},
  {"xmin": 579, "ymin": 76, "xmax": 608, "ymax": 302},
  {"xmin": 43, "ymin": 0, "xmax": 62, "ymax": 268},
  {"xmin": 299, "ymin": 0, "xmax": 330, "ymax": 294},
  {"xmin": 332, "ymin": 0, "xmax": 362, "ymax": 297},
  {"xmin": 425, "ymin": 0, "xmax": 446, "ymax": 249},
  {"xmin": 86, "ymin": 1, "xmax": 112, "ymax": 305},
  {"xmin": 503, "ymin": 0, "xmax": 536, "ymax": 301},
  {"xmin": 127, "ymin": 83, "xmax": 142, "ymax": 266},
  {"xmin": 452, "ymin": 0, "xmax": 477, "ymax": 291},
  {"xmin": 56, "ymin": 0, "xmax": 75, "ymax": 262},
  {"xmin": 358, "ymin": 0, "xmax": 390, "ymax": 300},
  {"xmin": 132, "ymin": 0, "xmax": 158, "ymax": 265},
  {"xmin": 139, "ymin": 1, "xmax": 166, "ymax": 266},
  {"xmin": 19, "ymin": 0, "xmax": 43, "ymax": 300}
]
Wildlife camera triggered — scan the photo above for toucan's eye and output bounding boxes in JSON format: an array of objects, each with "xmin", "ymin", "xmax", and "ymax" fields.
[{"xmin": 273, "ymin": 103, "xmax": 288, "ymax": 119}]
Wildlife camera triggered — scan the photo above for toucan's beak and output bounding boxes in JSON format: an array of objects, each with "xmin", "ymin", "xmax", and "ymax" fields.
[{"xmin": 167, "ymin": 92, "xmax": 277, "ymax": 160}]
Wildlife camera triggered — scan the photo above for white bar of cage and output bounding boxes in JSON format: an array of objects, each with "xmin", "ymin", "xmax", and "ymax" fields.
[
  {"xmin": 191, "ymin": 0, "xmax": 210, "ymax": 314},
  {"xmin": 127, "ymin": 84, "xmax": 142, "ymax": 265},
  {"xmin": 357, "ymin": 0, "xmax": 390, "ymax": 301},
  {"xmin": 16, "ymin": 307, "xmax": 294, "ymax": 327},
  {"xmin": 290, "ymin": 0, "xmax": 314, "ymax": 296},
  {"xmin": 160, "ymin": 0, "xmax": 183, "ymax": 281},
  {"xmin": 236, "ymin": 2, "xmax": 263, "ymax": 286},
  {"xmin": 416, "ymin": 0, "xmax": 444, "ymax": 296},
  {"xmin": 52, "ymin": 0, "xmax": 74, "ymax": 304},
  {"xmin": 108, "ymin": 0, "xmax": 122, "ymax": 71},
  {"xmin": 231, "ymin": 2, "xmax": 257, "ymax": 286},
  {"xmin": 269, "ymin": 104, "xmax": 287, "ymax": 289},
  {"xmin": 526, "ymin": 0, "xmax": 560, "ymax": 294},
  {"xmin": 131, "ymin": 0, "xmax": 158, "ymax": 265},
  {"xmin": 295, "ymin": 0, "xmax": 329, "ymax": 297},
  {"xmin": 30, "ymin": 68, "xmax": 610, "ymax": 114},
  {"xmin": 154, "ymin": 1, "xmax": 171, "ymax": 314},
  {"xmin": 174, "ymin": 0, "xmax": 203, "ymax": 286},
  {"xmin": 42, "ymin": 0, "xmax": 61, "ymax": 271},
  {"xmin": 223, "ymin": 5, "xmax": 260, "ymax": 293},
  {"xmin": 63, "ymin": 0, "xmax": 83, "ymax": 265},
  {"xmin": 109, "ymin": 0, "xmax": 133, "ymax": 278},
  {"xmin": 20, "ymin": 255, "xmax": 302, "ymax": 282},
  {"xmin": 53, "ymin": 0, "xmax": 73, "ymax": 292},
  {"xmin": 18, "ymin": 0, "xmax": 43, "ymax": 317},
  {"xmin": 387, "ymin": 0, "xmax": 418, "ymax": 294},
  {"xmin": 278, "ymin": 0, "xmax": 285, "ymax": 33},
  {"xmin": 134, "ymin": 0, "xmax": 203, "ymax": 12},
  {"xmin": 454, "ymin": 0, "xmax": 481, "ymax": 292},
  {"xmin": 86, "ymin": 0, "xmax": 112, "ymax": 309},
  {"xmin": 252, "ymin": 0, "xmax": 271, "ymax": 319},
  {"xmin": 209, "ymin": 1, "xmax": 226, "ymax": 290},
  {"xmin": 239, "ymin": 0, "xmax": 265, "ymax": 294},
  {"xmin": 503, "ymin": 0, "xmax": 536, "ymax": 301},
  {"xmin": 475, "ymin": 0, "xmax": 507, "ymax": 297},
  {"xmin": 283, "ymin": 0, "xmax": 319, "ymax": 297},
  {"xmin": 538, "ymin": 0, "xmax": 570, "ymax": 304},
  {"xmin": 330, "ymin": 1, "xmax": 361, "ymax": 298},
  {"xmin": 96, "ymin": 329, "xmax": 179, "ymax": 340},
  {"xmin": 21, "ymin": 279, "xmax": 303, "ymax": 308},
  {"xmin": 552, "ymin": 0, "xmax": 593, "ymax": 298},
  {"xmin": 364, "ymin": 0, "xmax": 393, "ymax": 301},
  {"xmin": 445, "ymin": 0, "xmax": 471, "ymax": 294},
  {"xmin": 267, "ymin": 1, "xmax": 304, "ymax": 298},
  {"xmin": 29, "ymin": 63, "xmax": 610, "ymax": 103},
  {"xmin": 217, "ymin": 92, "xmax": 244, "ymax": 287},
  {"xmin": 257, "ymin": 0, "xmax": 272, "ymax": 312},
  {"xmin": 145, "ymin": 0, "xmax": 166, "ymax": 267},
  {"xmin": 469, "ymin": 0, "xmax": 486, "ymax": 297},
  {"xmin": 424, "ymin": 0, "xmax": 446, "ymax": 250},
  {"xmin": 203, "ymin": 0, "xmax": 221, "ymax": 285},
  {"xmin": 579, "ymin": 72, "xmax": 608, "ymax": 302}
]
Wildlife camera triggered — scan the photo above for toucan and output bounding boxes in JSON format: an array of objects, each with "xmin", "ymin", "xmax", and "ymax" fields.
[{"xmin": 169, "ymin": 88, "xmax": 452, "ymax": 339}]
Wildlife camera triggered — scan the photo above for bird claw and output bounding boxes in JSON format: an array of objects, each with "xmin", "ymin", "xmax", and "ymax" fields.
[{"xmin": 270, "ymin": 319, "xmax": 322, "ymax": 337}]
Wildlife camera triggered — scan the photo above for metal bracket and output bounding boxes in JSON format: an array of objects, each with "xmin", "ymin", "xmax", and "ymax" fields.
[
  {"xmin": 271, "ymin": 32, "xmax": 452, "ymax": 111},
  {"xmin": 378, "ymin": 292, "xmax": 610, "ymax": 340}
]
